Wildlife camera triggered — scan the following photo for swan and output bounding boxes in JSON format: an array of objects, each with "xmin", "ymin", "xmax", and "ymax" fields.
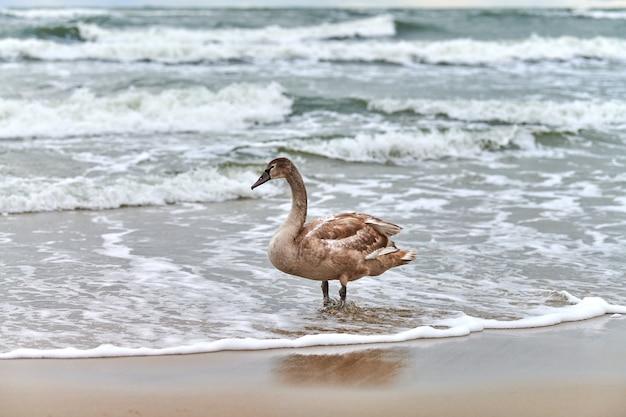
[{"xmin": 251, "ymin": 157, "xmax": 417, "ymax": 306}]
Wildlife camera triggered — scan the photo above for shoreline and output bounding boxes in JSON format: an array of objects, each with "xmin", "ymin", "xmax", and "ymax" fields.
[
  {"xmin": 3, "ymin": 295, "xmax": 624, "ymax": 360},
  {"xmin": 2, "ymin": 316, "xmax": 626, "ymax": 417}
]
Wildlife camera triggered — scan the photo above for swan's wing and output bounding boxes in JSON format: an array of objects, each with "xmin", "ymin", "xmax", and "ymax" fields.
[
  {"xmin": 301, "ymin": 213, "xmax": 400, "ymax": 258},
  {"xmin": 304, "ymin": 213, "xmax": 402, "ymax": 238}
]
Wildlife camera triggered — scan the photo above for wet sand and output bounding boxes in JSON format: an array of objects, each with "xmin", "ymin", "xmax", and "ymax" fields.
[{"xmin": 2, "ymin": 316, "xmax": 625, "ymax": 417}]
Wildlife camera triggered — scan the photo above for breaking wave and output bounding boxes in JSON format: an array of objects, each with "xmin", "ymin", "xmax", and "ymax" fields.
[
  {"xmin": 0, "ymin": 82, "xmax": 292, "ymax": 139},
  {"xmin": 0, "ymin": 167, "xmax": 281, "ymax": 214},
  {"xmin": 369, "ymin": 98, "xmax": 626, "ymax": 130},
  {"xmin": 285, "ymin": 127, "xmax": 537, "ymax": 163},
  {"xmin": 2, "ymin": 22, "xmax": 625, "ymax": 65}
]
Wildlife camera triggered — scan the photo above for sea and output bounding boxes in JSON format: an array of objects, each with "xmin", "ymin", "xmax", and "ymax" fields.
[{"xmin": 1, "ymin": 7, "xmax": 626, "ymax": 358}]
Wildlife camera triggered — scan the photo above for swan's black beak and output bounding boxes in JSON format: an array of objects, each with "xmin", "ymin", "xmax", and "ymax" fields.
[{"xmin": 251, "ymin": 170, "xmax": 271, "ymax": 190}]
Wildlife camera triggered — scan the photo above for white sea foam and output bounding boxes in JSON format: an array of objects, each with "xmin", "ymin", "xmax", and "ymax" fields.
[
  {"xmin": 437, "ymin": 294, "xmax": 626, "ymax": 330},
  {"xmin": 1, "ymin": 295, "xmax": 623, "ymax": 359},
  {"xmin": 79, "ymin": 14, "xmax": 395, "ymax": 44},
  {"xmin": 2, "ymin": 31, "xmax": 624, "ymax": 65},
  {"xmin": 0, "ymin": 168, "xmax": 282, "ymax": 214},
  {"xmin": 0, "ymin": 82, "xmax": 291, "ymax": 139},
  {"xmin": 286, "ymin": 127, "xmax": 536, "ymax": 163},
  {"xmin": 0, "ymin": 16, "xmax": 393, "ymax": 63},
  {"xmin": 369, "ymin": 98, "xmax": 626, "ymax": 130},
  {"xmin": 318, "ymin": 36, "xmax": 626, "ymax": 65}
]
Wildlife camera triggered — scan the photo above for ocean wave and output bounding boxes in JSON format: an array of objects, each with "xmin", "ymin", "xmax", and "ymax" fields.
[
  {"xmin": 369, "ymin": 98, "xmax": 626, "ymax": 130},
  {"xmin": 29, "ymin": 24, "xmax": 83, "ymax": 41},
  {"xmin": 571, "ymin": 8, "xmax": 626, "ymax": 20},
  {"xmin": 0, "ymin": 8, "xmax": 111, "ymax": 20},
  {"xmin": 399, "ymin": 35, "xmax": 626, "ymax": 65},
  {"xmin": 2, "ymin": 30, "xmax": 624, "ymax": 65},
  {"xmin": 285, "ymin": 128, "xmax": 536, "ymax": 163},
  {"xmin": 0, "ymin": 167, "xmax": 282, "ymax": 214},
  {"xmin": 78, "ymin": 14, "xmax": 395, "ymax": 43},
  {"xmin": 0, "ymin": 82, "xmax": 292, "ymax": 139},
  {"xmin": 1, "ymin": 295, "xmax": 623, "ymax": 358},
  {"xmin": 464, "ymin": 7, "xmax": 626, "ymax": 21}
]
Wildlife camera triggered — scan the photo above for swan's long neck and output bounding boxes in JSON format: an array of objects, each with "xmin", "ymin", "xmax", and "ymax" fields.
[
  {"xmin": 283, "ymin": 165, "xmax": 308, "ymax": 233},
  {"xmin": 267, "ymin": 163, "xmax": 308, "ymax": 273}
]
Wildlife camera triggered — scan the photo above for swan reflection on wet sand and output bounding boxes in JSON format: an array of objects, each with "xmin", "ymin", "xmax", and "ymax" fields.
[{"xmin": 275, "ymin": 348, "xmax": 410, "ymax": 387}]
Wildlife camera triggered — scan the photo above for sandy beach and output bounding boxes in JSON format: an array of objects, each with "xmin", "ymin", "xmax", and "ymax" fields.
[{"xmin": 2, "ymin": 315, "xmax": 625, "ymax": 417}]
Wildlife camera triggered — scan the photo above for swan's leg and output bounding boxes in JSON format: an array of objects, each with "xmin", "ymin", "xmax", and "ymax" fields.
[
  {"xmin": 339, "ymin": 285, "xmax": 347, "ymax": 307},
  {"xmin": 321, "ymin": 281, "xmax": 330, "ymax": 305},
  {"xmin": 338, "ymin": 275, "xmax": 349, "ymax": 307}
]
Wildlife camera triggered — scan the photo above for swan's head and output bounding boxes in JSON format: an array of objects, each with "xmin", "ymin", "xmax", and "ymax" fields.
[{"xmin": 251, "ymin": 157, "xmax": 293, "ymax": 190}]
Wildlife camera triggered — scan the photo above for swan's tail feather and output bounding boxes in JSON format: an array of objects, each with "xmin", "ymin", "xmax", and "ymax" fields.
[
  {"xmin": 365, "ymin": 246, "xmax": 399, "ymax": 260},
  {"xmin": 399, "ymin": 249, "xmax": 418, "ymax": 264}
]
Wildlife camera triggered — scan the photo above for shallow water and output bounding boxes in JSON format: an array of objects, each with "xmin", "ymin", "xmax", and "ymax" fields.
[{"xmin": 1, "ymin": 7, "xmax": 626, "ymax": 358}]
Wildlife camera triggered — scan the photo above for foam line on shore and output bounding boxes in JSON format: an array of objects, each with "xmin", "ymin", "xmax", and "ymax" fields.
[{"xmin": 2, "ymin": 295, "xmax": 624, "ymax": 359}]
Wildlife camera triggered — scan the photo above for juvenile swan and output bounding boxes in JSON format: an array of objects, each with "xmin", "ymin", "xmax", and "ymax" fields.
[{"xmin": 251, "ymin": 157, "xmax": 417, "ymax": 306}]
